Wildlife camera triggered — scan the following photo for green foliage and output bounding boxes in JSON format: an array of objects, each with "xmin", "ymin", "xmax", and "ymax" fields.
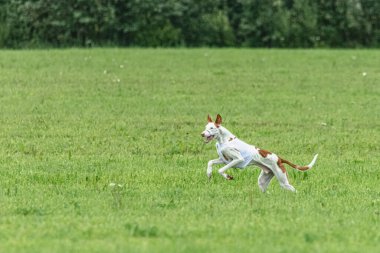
[
  {"xmin": 316, "ymin": 0, "xmax": 370, "ymax": 47},
  {"xmin": 238, "ymin": 0, "xmax": 291, "ymax": 47},
  {"xmin": 177, "ymin": 0, "xmax": 235, "ymax": 46},
  {"xmin": 4, "ymin": 0, "xmax": 117, "ymax": 47},
  {"xmin": 1, "ymin": 0, "xmax": 380, "ymax": 47},
  {"xmin": 288, "ymin": 0, "xmax": 319, "ymax": 47},
  {"xmin": 118, "ymin": 0, "xmax": 183, "ymax": 46},
  {"xmin": 0, "ymin": 8, "xmax": 7, "ymax": 47}
]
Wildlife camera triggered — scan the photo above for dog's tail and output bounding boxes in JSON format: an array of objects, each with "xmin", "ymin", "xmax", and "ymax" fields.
[{"xmin": 281, "ymin": 154, "xmax": 318, "ymax": 171}]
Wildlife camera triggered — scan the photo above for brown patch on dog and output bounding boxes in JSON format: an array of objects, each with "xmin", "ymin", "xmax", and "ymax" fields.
[
  {"xmin": 277, "ymin": 158, "xmax": 287, "ymax": 174},
  {"xmin": 277, "ymin": 158, "xmax": 289, "ymax": 180},
  {"xmin": 228, "ymin": 137, "xmax": 236, "ymax": 142},
  {"xmin": 258, "ymin": 148, "xmax": 272, "ymax": 158}
]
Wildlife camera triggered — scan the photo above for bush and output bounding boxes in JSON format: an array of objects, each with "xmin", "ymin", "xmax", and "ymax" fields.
[{"xmin": 0, "ymin": 0, "xmax": 379, "ymax": 48}]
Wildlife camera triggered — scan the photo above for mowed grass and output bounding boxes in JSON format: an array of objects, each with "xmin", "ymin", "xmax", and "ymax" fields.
[{"xmin": 0, "ymin": 49, "xmax": 379, "ymax": 253}]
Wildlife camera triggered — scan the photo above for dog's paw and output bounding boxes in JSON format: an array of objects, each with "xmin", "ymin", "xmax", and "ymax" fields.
[{"xmin": 226, "ymin": 175, "xmax": 234, "ymax": 180}]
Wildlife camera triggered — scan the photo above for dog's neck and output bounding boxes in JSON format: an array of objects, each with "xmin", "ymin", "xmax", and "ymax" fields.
[{"xmin": 215, "ymin": 126, "xmax": 236, "ymax": 145}]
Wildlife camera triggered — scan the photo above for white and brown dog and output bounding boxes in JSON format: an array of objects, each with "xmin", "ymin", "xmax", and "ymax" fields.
[{"xmin": 201, "ymin": 114, "xmax": 318, "ymax": 192}]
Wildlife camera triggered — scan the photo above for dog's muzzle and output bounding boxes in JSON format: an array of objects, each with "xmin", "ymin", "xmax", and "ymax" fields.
[{"xmin": 201, "ymin": 132, "xmax": 214, "ymax": 143}]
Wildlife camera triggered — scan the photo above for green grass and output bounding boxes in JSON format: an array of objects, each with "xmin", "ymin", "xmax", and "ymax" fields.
[{"xmin": 0, "ymin": 48, "xmax": 379, "ymax": 253}]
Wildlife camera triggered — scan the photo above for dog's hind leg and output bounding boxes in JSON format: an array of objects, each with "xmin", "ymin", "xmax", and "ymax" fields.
[
  {"xmin": 273, "ymin": 163, "xmax": 296, "ymax": 192},
  {"xmin": 260, "ymin": 154, "xmax": 297, "ymax": 192},
  {"xmin": 258, "ymin": 170, "xmax": 274, "ymax": 193}
]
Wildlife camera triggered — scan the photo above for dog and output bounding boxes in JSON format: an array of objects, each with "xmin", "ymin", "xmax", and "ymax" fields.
[{"xmin": 201, "ymin": 114, "xmax": 318, "ymax": 192}]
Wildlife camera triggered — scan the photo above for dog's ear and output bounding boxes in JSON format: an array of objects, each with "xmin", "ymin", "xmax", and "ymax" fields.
[
  {"xmin": 207, "ymin": 115, "xmax": 213, "ymax": 123},
  {"xmin": 215, "ymin": 114, "xmax": 222, "ymax": 127}
]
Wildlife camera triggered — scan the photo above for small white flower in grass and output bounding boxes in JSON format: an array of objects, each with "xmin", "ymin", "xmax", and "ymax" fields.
[
  {"xmin": 321, "ymin": 122, "xmax": 327, "ymax": 126},
  {"xmin": 362, "ymin": 72, "xmax": 367, "ymax": 77},
  {"xmin": 104, "ymin": 70, "xmax": 108, "ymax": 74},
  {"xmin": 109, "ymin": 183, "xmax": 123, "ymax": 187}
]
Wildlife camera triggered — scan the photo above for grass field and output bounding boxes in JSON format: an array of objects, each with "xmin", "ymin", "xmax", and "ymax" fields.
[{"xmin": 0, "ymin": 49, "xmax": 379, "ymax": 253}]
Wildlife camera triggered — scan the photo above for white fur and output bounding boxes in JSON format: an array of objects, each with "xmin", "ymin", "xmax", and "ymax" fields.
[{"xmin": 308, "ymin": 154, "xmax": 319, "ymax": 168}]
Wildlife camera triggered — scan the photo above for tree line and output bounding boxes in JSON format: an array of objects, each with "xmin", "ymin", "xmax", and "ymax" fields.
[{"xmin": 0, "ymin": 0, "xmax": 379, "ymax": 48}]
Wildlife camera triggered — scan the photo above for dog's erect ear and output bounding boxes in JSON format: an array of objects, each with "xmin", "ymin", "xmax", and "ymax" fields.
[
  {"xmin": 207, "ymin": 115, "xmax": 213, "ymax": 123},
  {"xmin": 215, "ymin": 114, "xmax": 222, "ymax": 127}
]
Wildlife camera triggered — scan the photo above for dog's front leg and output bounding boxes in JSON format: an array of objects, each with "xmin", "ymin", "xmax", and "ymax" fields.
[
  {"xmin": 218, "ymin": 148, "xmax": 244, "ymax": 180},
  {"xmin": 218, "ymin": 159, "xmax": 243, "ymax": 180},
  {"xmin": 207, "ymin": 158, "xmax": 224, "ymax": 179}
]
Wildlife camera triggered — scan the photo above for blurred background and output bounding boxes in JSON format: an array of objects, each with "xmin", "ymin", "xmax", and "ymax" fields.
[{"xmin": 0, "ymin": 0, "xmax": 379, "ymax": 48}]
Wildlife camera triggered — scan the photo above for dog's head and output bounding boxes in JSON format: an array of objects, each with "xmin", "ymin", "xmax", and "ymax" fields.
[{"xmin": 201, "ymin": 114, "xmax": 222, "ymax": 143}]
